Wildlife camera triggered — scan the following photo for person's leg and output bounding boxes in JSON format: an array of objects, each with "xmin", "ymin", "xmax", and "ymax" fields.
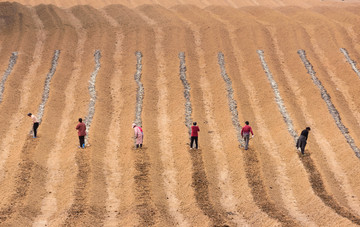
[
  {"xmin": 33, "ymin": 123, "xmax": 39, "ymax": 137},
  {"xmin": 79, "ymin": 136, "xmax": 85, "ymax": 148},
  {"xmin": 190, "ymin": 137, "xmax": 194, "ymax": 149},
  {"xmin": 301, "ymin": 141, "xmax": 307, "ymax": 155},
  {"xmin": 195, "ymin": 137, "xmax": 198, "ymax": 149},
  {"xmin": 244, "ymin": 135, "xmax": 249, "ymax": 150}
]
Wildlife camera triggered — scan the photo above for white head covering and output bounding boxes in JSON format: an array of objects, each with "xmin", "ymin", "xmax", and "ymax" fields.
[{"xmin": 132, "ymin": 123, "xmax": 136, "ymax": 128}]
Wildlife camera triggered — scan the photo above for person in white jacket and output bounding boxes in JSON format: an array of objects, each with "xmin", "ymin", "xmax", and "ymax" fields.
[{"xmin": 28, "ymin": 113, "xmax": 39, "ymax": 138}]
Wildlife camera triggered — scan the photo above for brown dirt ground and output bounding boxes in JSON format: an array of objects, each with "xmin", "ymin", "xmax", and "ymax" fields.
[{"xmin": 0, "ymin": 1, "xmax": 360, "ymax": 226}]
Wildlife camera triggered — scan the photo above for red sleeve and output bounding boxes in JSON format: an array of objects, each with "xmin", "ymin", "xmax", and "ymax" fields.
[
  {"xmin": 76, "ymin": 123, "xmax": 79, "ymax": 130},
  {"xmin": 198, "ymin": 127, "xmax": 200, "ymax": 132},
  {"xmin": 241, "ymin": 127, "xmax": 244, "ymax": 136},
  {"xmin": 250, "ymin": 127, "xmax": 254, "ymax": 135}
]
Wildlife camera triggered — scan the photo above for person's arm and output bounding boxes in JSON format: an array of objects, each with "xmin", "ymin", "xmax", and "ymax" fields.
[
  {"xmin": 76, "ymin": 124, "xmax": 79, "ymax": 130},
  {"xmin": 250, "ymin": 127, "xmax": 254, "ymax": 135},
  {"xmin": 241, "ymin": 127, "xmax": 244, "ymax": 137}
]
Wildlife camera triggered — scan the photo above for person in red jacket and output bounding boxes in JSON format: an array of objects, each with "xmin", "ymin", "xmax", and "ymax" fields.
[
  {"xmin": 241, "ymin": 121, "xmax": 254, "ymax": 150},
  {"xmin": 76, "ymin": 118, "xmax": 86, "ymax": 149},
  {"xmin": 190, "ymin": 122, "xmax": 200, "ymax": 149}
]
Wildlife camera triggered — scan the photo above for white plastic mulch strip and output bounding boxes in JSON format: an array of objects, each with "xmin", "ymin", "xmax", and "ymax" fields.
[
  {"xmin": 257, "ymin": 50, "xmax": 298, "ymax": 143},
  {"xmin": 340, "ymin": 48, "xmax": 360, "ymax": 80},
  {"xmin": 178, "ymin": 52, "xmax": 193, "ymax": 137},
  {"xmin": 298, "ymin": 49, "xmax": 360, "ymax": 158},
  {"xmin": 85, "ymin": 50, "xmax": 101, "ymax": 145},
  {"xmin": 217, "ymin": 52, "xmax": 244, "ymax": 147},
  {"xmin": 0, "ymin": 52, "xmax": 18, "ymax": 103}
]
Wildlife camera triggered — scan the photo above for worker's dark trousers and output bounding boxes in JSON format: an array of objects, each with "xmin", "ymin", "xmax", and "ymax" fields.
[
  {"xmin": 244, "ymin": 134, "xmax": 250, "ymax": 150},
  {"xmin": 296, "ymin": 135, "xmax": 307, "ymax": 154},
  {"xmin": 79, "ymin": 136, "xmax": 85, "ymax": 148},
  {"xmin": 33, "ymin": 122, "xmax": 39, "ymax": 137},
  {"xmin": 190, "ymin": 136, "xmax": 198, "ymax": 149}
]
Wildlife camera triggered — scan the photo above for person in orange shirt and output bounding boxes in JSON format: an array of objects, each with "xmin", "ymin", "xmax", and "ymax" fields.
[
  {"xmin": 241, "ymin": 121, "xmax": 254, "ymax": 150},
  {"xmin": 27, "ymin": 113, "xmax": 39, "ymax": 138}
]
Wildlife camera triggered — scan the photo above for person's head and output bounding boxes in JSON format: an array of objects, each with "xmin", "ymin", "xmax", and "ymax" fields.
[
  {"xmin": 193, "ymin": 122, "xmax": 197, "ymax": 126},
  {"xmin": 79, "ymin": 118, "xmax": 82, "ymax": 123},
  {"xmin": 245, "ymin": 121, "xmax": 249, "ymax": 125},
  {"xmin": 27, "ymin": 113, "xmax": 32, "ymax": 117},
  {"xmin": 306, "ymin": 127, "xmax": 311, "ymax": 131},
  {"xmin": 132, "ymin": 123, "xmax": 136, "ymax": 128}
]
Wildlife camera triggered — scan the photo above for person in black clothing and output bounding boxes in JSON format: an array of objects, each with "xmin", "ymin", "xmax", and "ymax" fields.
[{"xmin": 296, "ymin": 127, "xmax": 311, "ymax": 154}]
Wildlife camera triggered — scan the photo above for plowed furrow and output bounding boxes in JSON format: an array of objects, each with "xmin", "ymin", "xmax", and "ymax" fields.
[
  {"xmin": 0, "ymin": 49, "xmax": 60, "ymax": 225},
  {"xmin": 32, "ymin": 8, "xmax": 87, "ymax": 226},
  {"xmin": 85, "ymin": 50, "xmax": 101, "ymax": 145},
  {"xmin": 179, "ymin": 52, "xmax": 193, "ymax": 138},
  {"xmin": 219, "ymin": 50, "xmax": 313, "ymax": 226},
  {"xmin": 217, "ymin": 53, "xmax": 246, "ymax": 147},
  {"xmin": 258, "ymin": 49, "xmax": 360, "ymax": 225},
  {"xmin": 298, "ymin": 50, "xmax": 360, "ymax": 159},
  {"xmin": 0, "ymin": 52, "xmax": 18, "ymax": 103},
  {"xmin": 0, "ymin": 6, "xmax": 45, "ymax": 188},
  {"xmin": 0, "ymin": 138, "xmax": 41, "ymax": 223},
  {"xmin": 199, "ymin": 8, "xmax": 300, "ymax": 226},
  {"xmin": 300, "ymin": 24, "xmax": 360, "ymax": 138},
  {"xmin": 99, "ymin": 8, "xmax": 123, "ymax": 226},
  {"xmin": 340, "ymin": 48, "xmax": 360, "ymax": 80},
  {"xmin": 138, "ymin": 10, "xmax": 188, "ymax": 225},
  {"xmin": 64, "ymin": 50, "xmax": 102, "ymax": 226},
  {"xmin": 134, "ymin": 51, "xmax": 144, "ymax": 128},
  {"xmin": 36, "ymin": 50, "xmax": 60, "ymax": 124},
  {"xmin": 265, "ymin": 23, "xmax": 360, "ymax": 217},
  {"xmin": 102, "ymin": 5, "xmax": 140, "ymax": 225},
  {"xmin": 133, "ymin": 51, "xmax": 157, "ymax": 226},
  {"xmin": 64, "ymin": 149, "xmax": 91, "ymax": 226},
  {"xmin": 178, "ymin": 51, "xmax": 232, "ymax": 226}
]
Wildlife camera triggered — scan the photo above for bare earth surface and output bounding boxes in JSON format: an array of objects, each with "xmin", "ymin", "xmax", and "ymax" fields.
[{"xmin": 0, "ymin": 0, "xmax": 360, "ymax": 226}]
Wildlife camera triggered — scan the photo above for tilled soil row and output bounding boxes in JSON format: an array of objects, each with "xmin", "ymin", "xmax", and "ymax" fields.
[
  {"xmin": 220, "ymin": 51, "xmax": 299, "ymax": 227},
  {"xmin": 0, "ymin": 138, "xmax": 41, "ymax": 224},
  {"xmin": 37, "ymin": 50, "xmax": 60, "ymax": 124},
  {"xmin": 85, "ymin": 50, "xmax": 101, "ymax": 145},
  {"xmin": 134, "ymin": 151, "xmax": 156, "ymax": 226},
  {"xmin": 189, "ymin": 148, "xmax": 230, "ymax": 227},
  {"xmin": 0, "ymin": 52, "xmax": 18, "ymax": 103},
  {"xmin": 340, "ymin": 48, "xmax": 360, "ymax": 80},
  {"xmin": 134, "ymin": 51, "xmax": 144, "ymax": 128},
  {"xmin": 64, "ymin": 50, "xmax": 103, "ymax": 226},
  {"xmin": 0, "ymin": 50, "xmax": 60, "ymax": 224},
  {"xmin": 178, "ymin": 52, "xmax": 192, "ymax": 137},
  {"xmin": 258, "ymin": 49, "xmax": 360, "ymax": 225},
  {"xmin": 257, "ymin": 50, "xmax": 298, "ymax": 142},
  {"xmin": 217, "ymin": 52, "xmax": 243, "ymax": 147},
  {"xmin": 63, "ymin": 149, "xmax": 92, "ymax": 226},
  {"xmin": 179, "ymin": 52, "xmax": 229, "ymax": 226},
  {"xmin": 298, "ymin": 49, "xmax": 360, "ymax": 159},
  {"xmin": 132, "ymin": 51, "xmax": 156, "ymax": 226}
]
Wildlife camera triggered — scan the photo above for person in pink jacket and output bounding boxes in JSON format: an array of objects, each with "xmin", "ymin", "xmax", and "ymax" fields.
[{"xmin": 132, "ymin": 123, "xmax": 143, "ymax": 149}]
